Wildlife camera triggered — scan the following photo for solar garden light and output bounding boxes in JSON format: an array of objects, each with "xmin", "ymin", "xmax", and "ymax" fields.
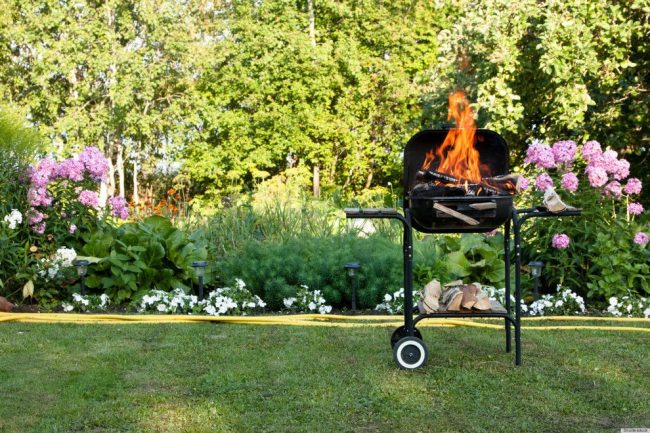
[
  {"xmin": 344, "ymin": 262, "xmax": 361, "ymax": 312},
  {"xmin": 192, "ymin": 261, "xmax": 208, "ymax": 300},
  {"xmin": 528, "ymin": 261, "xmax": 544, "ymax": 300},
  {"xmin": 73, "ymin": 259, "xmax": 89, "ymax": 296}
]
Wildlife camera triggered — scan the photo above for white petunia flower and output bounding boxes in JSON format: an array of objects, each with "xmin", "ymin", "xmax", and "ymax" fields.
[
  {"xmin": 308, "ymin": 302, "xmax": 316, "ymax": 311},
  {"xmin": 283, "ymin": 297, "xmax": 296, "ymax": 308}
]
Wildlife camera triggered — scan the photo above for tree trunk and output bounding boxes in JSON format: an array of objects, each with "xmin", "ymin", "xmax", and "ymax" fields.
[
  {"xmin": 364, "ymin": 170, "xmax": 373, "ymax": 189},
  {"xmin": 308, "ymin": 0, "xmax": 319, "ymax": 197},
  {"xmin": 132, "ymin": 157, "xmax": 139, "ymax": 205},
  {"xmin": 116, "ymin": 141, "xmax": 125, "ymax": 197},
  {"xmin": 313, "ymin": 164, "xmax": 320, "ymax": 198}
]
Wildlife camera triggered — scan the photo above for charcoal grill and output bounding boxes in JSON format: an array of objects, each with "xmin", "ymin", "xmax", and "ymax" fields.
[{"xmin": 345, "ymin": 128, "xmax": 580, "ymax": 369}]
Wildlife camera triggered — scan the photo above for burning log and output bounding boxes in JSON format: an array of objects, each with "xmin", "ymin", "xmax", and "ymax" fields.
[
  {"xmin": 482, "ymin": 174, "xmax": 523, "ymax": 192},
  {"xmin": 415, "ymin": 169, "xmax": 515, "ymax": 197}
]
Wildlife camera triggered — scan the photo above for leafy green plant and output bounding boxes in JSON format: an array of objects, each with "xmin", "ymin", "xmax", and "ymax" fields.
[
  {"xmin": 426, "ymin": 233, "xmax": 506, "ymax": 287},
  {"xmin": 81, "ymin": 216, "xmax": 207, "ymax": 303}
]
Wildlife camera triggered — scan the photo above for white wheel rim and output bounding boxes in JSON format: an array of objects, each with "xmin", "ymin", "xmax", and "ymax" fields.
[{"xmin": 396, "ymin": 340, "xmax": 426, "ymax": 369}]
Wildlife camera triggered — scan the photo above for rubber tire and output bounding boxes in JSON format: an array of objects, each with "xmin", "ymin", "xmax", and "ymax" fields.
[
  {"xmin": 393, "ymin": 336, "xmax": 429, "ymax": 370},
  {"xmin": 390, "ymin": 326, "xmax": 423, "ymax": 349}
]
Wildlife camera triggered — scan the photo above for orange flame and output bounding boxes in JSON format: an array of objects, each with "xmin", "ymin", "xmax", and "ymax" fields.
[{"xmin": 422, "ymin": 90, "xmax": 482, "ymax": 183}]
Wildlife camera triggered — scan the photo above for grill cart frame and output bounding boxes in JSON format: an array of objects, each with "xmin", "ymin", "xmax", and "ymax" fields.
[{"xmin": 344, "ymin": 129, "xmax": 580, "ymax": 369}]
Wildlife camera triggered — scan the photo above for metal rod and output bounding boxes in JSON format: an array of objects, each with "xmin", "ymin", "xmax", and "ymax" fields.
[
  {"xmin": 513, "ymin": 209, "xmax": 522, "ymax": 366},
  {"xmin": 351, "ymin": 276, "xmax": 357, "ymax": 312},
  {"xmin": 403, "ymin": 209, "xmax": 414, "ymax": 336},
  {"xmin": 504, "ymin": 219, "xmax": 511, "ymax": 353}
]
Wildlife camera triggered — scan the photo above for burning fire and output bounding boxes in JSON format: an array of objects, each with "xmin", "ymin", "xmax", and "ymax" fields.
[{"xmin": 421, "ymin": 90, "xmax": 482, "ymax": 183}]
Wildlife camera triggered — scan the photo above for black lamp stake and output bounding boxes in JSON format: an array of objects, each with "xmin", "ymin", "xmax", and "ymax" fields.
[
  {"xmin": 192, "ymin": 261, "xmax": 208, "ymax": 300},
  {"xmin": 344, "ymin": 262, "xmax": 361, "ymax": 312}
]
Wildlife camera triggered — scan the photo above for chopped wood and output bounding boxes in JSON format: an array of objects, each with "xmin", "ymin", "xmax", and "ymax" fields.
[
  {"xmin": 468, "ymin": 202, "xmax": 497, "ymax": 210},
  {"xmin": 433, "ymin": 203, "xmax": 480, "ymax": 225}
]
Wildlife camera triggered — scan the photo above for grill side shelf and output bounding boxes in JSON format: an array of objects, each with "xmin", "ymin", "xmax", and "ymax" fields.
[{"xmin": 344, "ymin": 208, "xmax": 401, "ymax": 219}]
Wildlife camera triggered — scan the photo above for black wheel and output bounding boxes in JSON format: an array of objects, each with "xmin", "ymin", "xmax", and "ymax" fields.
[
  {"xmin": 390, "ymin": 325, "xmax": 422, "ymax": 348},
  {"xmin": 393, "ymin": 337, "xmax": 428, "ymax": 370}
]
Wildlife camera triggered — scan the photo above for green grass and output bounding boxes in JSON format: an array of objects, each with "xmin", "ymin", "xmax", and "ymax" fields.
[{"xmin": 0, "ymin": 322, "xmax": 649, "ymax": 433}]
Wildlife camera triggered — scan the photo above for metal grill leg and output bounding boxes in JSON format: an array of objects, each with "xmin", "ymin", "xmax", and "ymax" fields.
[{"xmin": 504, "ymin": 219, "xmax": 512, "ymax": 353}]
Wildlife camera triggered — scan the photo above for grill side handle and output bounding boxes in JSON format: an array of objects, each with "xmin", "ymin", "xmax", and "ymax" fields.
[{"xmin": 344, "ymin": 208, "xmax": 400, "ymax": 218}]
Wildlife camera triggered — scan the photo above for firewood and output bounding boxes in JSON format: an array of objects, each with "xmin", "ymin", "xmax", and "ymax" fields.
[{"xmin": 433, "ymin": 203, "xmax": 480, "ymax": 225}]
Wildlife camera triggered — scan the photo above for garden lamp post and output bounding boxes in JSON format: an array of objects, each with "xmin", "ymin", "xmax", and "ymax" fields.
[
  {"xmin": 192, "ymin": 261, "xmax": 208, "ymax": 300},
  {"xmin": 344, "ymin": 262, "xmax": 361, "ymax": 312},
  {"xmin": 73, "ymin": 259, "xmax": 89, "ymax": 296},
  {"xmin": 528, "ymin": 261, "xmax": 544, "ymax": 300}
]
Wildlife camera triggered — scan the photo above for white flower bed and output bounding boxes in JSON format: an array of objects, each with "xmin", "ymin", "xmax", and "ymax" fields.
[
  {"xmin": 375, "ymin": 288, "xmax": 420, "ymax": 314},
  {"xmin": 62, "ymin": 293, "xmax": 110, "ymax": 313},
  {"xmin": 282, "ymin": 285, "xmax": 332, "ymax": 314},
  {"xmin": 138, "ymin": 279, "xmax": 266, "ymax": 316},
  {"xmin": 606, "ymin": 295, "xmax": 650, "ymax": 318},
  {"xmin": 37, "ymin": 246, "xmax": 77, "ymax": 280},
  {"xmin": 528, "ymin": 285, "xmax": 586, "ymax": 316}
]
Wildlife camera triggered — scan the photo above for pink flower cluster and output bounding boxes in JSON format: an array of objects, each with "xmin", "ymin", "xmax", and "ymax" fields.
[
  {"xmin": 560, "ymin": 172, "xmax": 579, "ymax": 193},
  {"xmin": 551, "ymin": 140, "xmax": 577, "ymax": 164},
  {"xmin": 26, "ymin": 147, "xmax": 110, "ymax": 234},
  {"xmin": 624, "ymin": 178, "xmax": 642, "ymax": 195},
  {"xmin": 109, "ymin": 196, "xmax": 129, "ymax": 220},
  {"xmin": 634, "ymin": 232, "xmax": 649, "ymax": 246},
  {"xmin": 552, "ymin": 233, "xmax": 571, "ymax": 249},
  {"xmin": 583, "ymin": 141, "xmax": 631, "ymax": 187},
  {"xmin": 525, "ymin": 141, "xmax": 556, "ymax": 169},
  {"xmin": 78, "ymin": 190, "xmax": 99, "ymax": 208},
  {"xmin": 535, "ymin": 173, "xmax": 554, "ymax": 191},
  {"xmin": 628, "ymin": 203, "xmax": 644, "ymax": 216},
  {"xmin": 79, "ymin": 147, "xmax": 110, "ymax": 181}
]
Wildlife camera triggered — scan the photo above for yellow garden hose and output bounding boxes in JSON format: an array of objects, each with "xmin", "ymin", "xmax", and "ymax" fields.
[{"xmin": 1, "ymin": 312, "xmax": 649, "ymax": 333}]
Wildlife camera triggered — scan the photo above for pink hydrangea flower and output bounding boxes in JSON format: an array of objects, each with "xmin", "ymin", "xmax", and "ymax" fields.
[
  {"xmin": 535, "ymin": 173, "xmax": 554, "ymax": 191},
  {"xmin": 604, "ymin": 181, "xmax": 622, "ymax": 199},
  {"xmin": 79, "ymin": 147, "xmax": 109, "ymax": 181},
  {"xmin": 109, "ymin": 196, "xmax": 129, "ymax": 220},
  {"xmin": 551, "ymin": 140, "xmax": 577, "ymax": 164},
  {"xmin": 29, "ymin": 157, "xmax": 58, "ymax": 188},
  {"xmin": 56, "ymin": 158, "xmax": 85, "ymax": 182},
  {"xmin": 78, "ymin": 190, "xmax": 99, "ymax": 208},
  {"xmin": 525, "ymin": 142, "xmax": 556, "ymax": 169},
  {"xmin": 27, "ymin": 187, "xmax": 53, "ymax": 207},
  {"xmin": 628, "ymin": 203, "xmax": 644, "ymax": 216},
  {"xmin": 582, "ymin": 140, "xmax": 602, "ymax": 162},
  {"xmin": 585, "ymin": 166, "xmax": 608, "ymax": 188},
  {"xmin": 612, "ymin": 159, "xmax": 630, "ymax": 180},
  {"xmin": 560, "ymin": 172, "xmax": 579, "ymax": 193},
  {"xmin": 634, "ymin": 232, "xmax": 649, "ymax": 246},
  {"xmin": 28, "ymin": 210, "xmax": 45, "ymax": 224},
  {"xmin": 624, "ymin": 178, "xmax": 642, "ymax": 195},
  {"xmin": 552, "ymin": 233, "xmax": 570, "ymax": 249}
]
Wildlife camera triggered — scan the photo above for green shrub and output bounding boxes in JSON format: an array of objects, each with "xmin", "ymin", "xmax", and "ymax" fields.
[
  {"xmin": 0, "ymin": 106, "xmax": 42, "ymax": 297},
  {"xmin": 217, "ymin": 234, "xmax": 403, "ymax": 310}
]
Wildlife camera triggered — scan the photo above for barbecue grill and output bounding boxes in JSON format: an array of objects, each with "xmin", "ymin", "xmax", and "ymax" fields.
[{"xmin": 345, "ymin": 128, "xmax": 580, "ymax": 369}]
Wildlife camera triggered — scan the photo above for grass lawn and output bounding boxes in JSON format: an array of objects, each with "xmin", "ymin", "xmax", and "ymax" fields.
[{"xmin": 0, "ymin": 320, "xmax": 648, "ymax": 433}]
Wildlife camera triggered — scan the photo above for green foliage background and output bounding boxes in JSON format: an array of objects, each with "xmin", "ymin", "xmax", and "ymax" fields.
[{"xmin": 0, "ymin": 0, "xmax": 646, "ymax": 202}]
